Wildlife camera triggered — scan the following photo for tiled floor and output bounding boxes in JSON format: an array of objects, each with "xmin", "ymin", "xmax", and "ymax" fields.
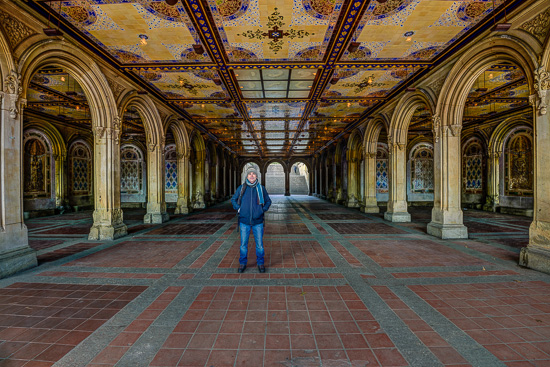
[{"xmin": 1, "ymin": 197, "xmax": 548, "ymax": 366}]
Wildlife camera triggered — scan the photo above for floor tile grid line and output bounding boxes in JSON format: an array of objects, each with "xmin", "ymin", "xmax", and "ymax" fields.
[
  {"xmin": 389, "ymin": 284, "xmax": 507, "ymax": 367},
  {"xmin": 464, "ymin": 217, "xmax": 530, "ymax": 231},
  {"xmin": 0, "ymin": 235, "xmax": 162, "ymax": 289},
  {"xmin": 452, "ymin": 238, "xmax": 523, "ymax": 255},
  {"xmin": 342, "ymin": 273, "xmax": 442, "ymax": 367},
  {"xmin": 172, "ymin": 219, "xmax": 238, "ymax": 270},
  {"xmin": 289, "ymin": 198, "xmax": 392, "ymax": 279},
  {"xmin": 51, "ymin": 274, "xmax": 181, "ymax": 367},
  {"xmin": 192, "ymin": 233, "xmax": 241, "ymax": 280},
  {"xmin": 96, "ymin": 285, "xmax": 203, "ymax": 367},
  {"xmin": 287, "ymin": 198, "xmax": 370, "ymax": 273},
  {"xmin": 295, "ymin": 198, "xmax": 526, "ymax": 277},
  {"xmin": 33, "ymin": 238, "xmax": 100, "ymax": 256},
  {"xmin": 363, "ymin": 274, "xmax": 550, "ymax": 287}
]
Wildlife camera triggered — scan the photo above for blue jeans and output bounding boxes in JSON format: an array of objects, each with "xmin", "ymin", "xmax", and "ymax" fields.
[{"xmin": 239, "ymin": 222, "xmax": 264, "ymax": 266}]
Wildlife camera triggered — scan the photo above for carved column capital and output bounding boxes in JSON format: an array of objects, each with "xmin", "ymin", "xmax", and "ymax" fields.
[
  {"xmin": 4, "ymin": 70, "xmax": 22, "ymax": 96},
  {"xmin": 366, "ymin": 152, "xmax": 376, "ymax": 159},
  {"xmin": 148, "ymin": 143, "xmax": 156, "ymax": 152},
  {"xmin": 534, "ymin": 67, "xmax": 549, "ymax": 115},
  {"xmin": 431, "ymin": 114, "xmax": 441, "ymax": 143}
]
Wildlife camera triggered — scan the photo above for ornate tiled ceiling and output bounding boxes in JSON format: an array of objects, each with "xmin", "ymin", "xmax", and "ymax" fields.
[{"xmin": 31, "ymin": 0, "xmax": 519, "ymax": 157}]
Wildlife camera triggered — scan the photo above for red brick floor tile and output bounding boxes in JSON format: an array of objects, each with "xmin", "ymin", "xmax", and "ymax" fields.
[
  {"xmin": 372, "ymin": 348, "xmax": 408, "ymax": 366},
  {"xmin": 150, "ymin": 348, "xmax": 184, "ymax": 367},
  {"xmin": 177, "ymin": 349, "xmax": 210, "ymax": 366},
  {"xmin": 263, "ymin": 350, "xmax": 292, "ymax": 367},
  {"xmin": 205, "ymin": 349, "xmax": 237, "ymax": 367},
  {"xmin": 89, "ymin": 346, "xmax": 128, "ymax": 364},
  {"xmin": 235, "ymin": 350, "xmax": 263, "ymax": 366},
  {"xmin": 34, "ymin": 344, "xmax": 74, "ymax": 362}
]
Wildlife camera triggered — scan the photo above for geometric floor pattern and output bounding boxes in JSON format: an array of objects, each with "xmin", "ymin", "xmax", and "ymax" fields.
[{"xmin": 2, "ymin": 196, "xmax": 549, "ymax": 366}]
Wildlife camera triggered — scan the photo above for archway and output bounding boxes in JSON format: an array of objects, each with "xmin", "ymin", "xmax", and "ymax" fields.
[{"xmin": 289, "ymin": 162, "xmax": 309, "ymax": 195}]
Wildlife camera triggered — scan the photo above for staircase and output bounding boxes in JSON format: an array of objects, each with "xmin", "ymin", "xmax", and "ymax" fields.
[{"xmin": 265, "ymin": 165, "xmax": 309, "ymax": 195}]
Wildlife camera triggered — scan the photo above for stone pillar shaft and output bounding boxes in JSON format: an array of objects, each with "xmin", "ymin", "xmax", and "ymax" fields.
[
  {"xmin": 54, "ymin": 154, "xmax": 67, "ymax": 207},
  {"xmin": 384, "ymin": 142, "xmax": 410, "ymax": 222},
  {"xmin": 88, "ymin": 121, "xmax": 128, "ymax": 240},
  {"xmin": 347, "ymin": 156, "xmax": 359, "ymax": 207},
  {"xmin": 0, "ymin": 82, "xmax": 37, "ymax": 277},
  {"xmin": 427, "ymin": 122, "xmax": 468, "ymax": 239},
  {"xmin": 483, "ymin": 151, "xmax": 501, "ymax": 211},
  {"xmin": 520, "ymin": 84, "xmax": 550, "ymax": 273},
  {"xmin": 144, "ymin": 143, "xmax": 169, "ymax": 224},
  {"xmin": 175, "ymin": 152, "xmax": 190, "ymax": 214},
  {"xmin": 362, "ymin": 153, "xmax": 379, "ymax": 213}
]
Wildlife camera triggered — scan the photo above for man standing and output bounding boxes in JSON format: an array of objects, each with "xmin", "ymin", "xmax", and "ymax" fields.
[{"xmin": 231, "ymin": 167, "xmax": 272, "ymax": 273}]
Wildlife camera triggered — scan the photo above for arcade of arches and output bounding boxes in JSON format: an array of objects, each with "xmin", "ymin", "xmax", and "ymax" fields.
[{"xmin": 1, "ymin": 0, "xmax": 550, "ymax": 364}]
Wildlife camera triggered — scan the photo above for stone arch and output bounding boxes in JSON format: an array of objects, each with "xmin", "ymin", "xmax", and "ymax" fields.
[
  {"xmin": 407, "ymin": 141, "xmax": 435, "ymax": 203},
  {"xmin": 363, "ymin": 116, "xmax": 389, "ymax": 154},
  {"xmin": 19, "ymin": 40, "xmax": 118, "ymax": 130},
  {"xmin": 345, "ymin": 130, "xmax": 363, "ymax": 207},
  {"xmin": 263, "ymin": 158, "xmax": 287, "ymax": 195},
  {"xmin": 118, "ymin": 92, "xmax": 163, "ymax": 147},
  {"xmin": 390, "ymin": 91, "xmax": 434, "ymax": 145},
  {"xmin": 23, "ymin": 123, "xmax": 66, "ymax": 208},
  {"xmin": 435, "ymin": 36, "xmax": 537, "ymax": 128},
  {"xmin": 67, "ymin": 139, "xmax": 94, "ymax": 208},
  {"xmin": 19, "ymin": 40, "xmax": 126, "ymax": 239},
  {"xmin": 164, "ymin": 118, "xmax": 191, "ymax": 214},
  {"xmin": 289, "ymin": 158, "xmax": 312, "ymax": 196}
]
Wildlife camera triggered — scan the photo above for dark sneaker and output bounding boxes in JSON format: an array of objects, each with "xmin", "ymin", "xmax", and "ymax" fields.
[
  {"xmin": 258, "ymin": 265, "xmax": 265, "ymax": 273},
  {"xmin": 238, "ymin": 264, "xmax": 246, "ymax": 273}
]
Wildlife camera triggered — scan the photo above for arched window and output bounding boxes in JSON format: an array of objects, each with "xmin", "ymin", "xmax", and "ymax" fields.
[
  {"xmin": 165, "ymin": 144, "xmax": 178, "ymax": 202},
  {"xmin": 69, "ymin": 141, "xmax": 92, "ymax": 196},
  {"xmin": 462, "ymin": 139, "xmax": 483, "ymax": 193},
  {"xmin": 23, "ymin": 130, "xmax": 53, "ymax": 199},
  {"xmin": 121, "ymin": 144, "xmax": 146, "ymax": 202},
  {"xmin": 410, "ymin": 143, "xmax": 434, "ymax": 193},
  {"xmin": 505, "ymin": 131, "xmax": 533, "ymax": 196},
  {"xmin": 376, "ymin": 143, "xmax": 388, "ymax": 194}
]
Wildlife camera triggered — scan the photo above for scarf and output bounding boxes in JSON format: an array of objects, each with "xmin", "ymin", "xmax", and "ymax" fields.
[{"xmin": 245, "ymin": 179, "xmax": 265, "ymax": 205}]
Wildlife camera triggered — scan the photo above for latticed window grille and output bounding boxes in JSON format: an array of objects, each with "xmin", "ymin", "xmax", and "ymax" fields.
[
  {"xmin": 69, "ymin": 141, "xmax": 92, "ymax": 196},
  {"xmin": 376, "ymin": 144, "xmax": 388, "ymax": 194},
  {"xmin": 463, "ymin": 140, "xmax": 483, "ymax": 193},
  {"xmin": 505, "ymin": 131, "xmax": 533, "ymax": 196},
  {"xmin": 165, "ymin": 144, "xmax": 178, "ymax": 201},
  {"xmin": 23, "ymin": 130, "xmax": 52, "ymax": 199},
  {"xmin": 121, "ymin": 145, "xmax": 144, "ymax": 194},
  {"xmin": 410, "ymin": 143, "xmax": 434, "ymax": 193}
]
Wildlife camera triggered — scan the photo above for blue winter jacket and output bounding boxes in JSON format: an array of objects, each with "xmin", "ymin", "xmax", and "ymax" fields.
[{"xmin": 231, "ymin": 183, "xmax": 272, "ymax": 225}]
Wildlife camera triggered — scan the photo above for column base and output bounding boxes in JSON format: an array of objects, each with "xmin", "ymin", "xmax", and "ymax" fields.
[
  {"xmin": 520, "ymin": 245, "xmax": 550, "ymax": 274},
  {"xmin": 384, "ymin": 211, "xmax": 411, "ymax": 222},
  {"xmin": 0, "ymin": 247, "xmax": 37, "ymax": 279},
  {"xmin": 284, "ymin": 192, "xmax": 290, "ymax": 196},
  {"xmin": 89, "ymin": 223, "xmax": 128, "ymax": 241},
  {"xmin": 144, "ymin": 212, "xmax": 170, "ymax": 224},
  {"xmin": 174, "ymin": 205, "xmax": 191, "ymax": 214},
  {"xmin": 427, "ymin": 222, "xmax": 468, "ymax": 239},
  {"xmin": 361, "ymin": 206, "xmax": 380, "ymax": 213}
]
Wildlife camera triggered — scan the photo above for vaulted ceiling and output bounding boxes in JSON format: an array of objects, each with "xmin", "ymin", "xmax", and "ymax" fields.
[{"xmin": 26, "ymin": 0, "xmax": 524, "ymax": 158}]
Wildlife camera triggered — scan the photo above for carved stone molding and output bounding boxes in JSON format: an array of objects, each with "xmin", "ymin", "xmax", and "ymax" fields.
[
  {"xmin": 93, "ymin": 126, "xmax": 106, "ymax": 142},
  {"xmin": 106, "ymin": 78, "xmax": 125, "ymax": 101},
  {"xmin": 533, "ymin": 67, "xmax": 549, "ymax": 115},
  {"xmin": 449, "ymin": 124, "xmax": 461, "ymax": 137},
  {"xmin": 4, "ymin": 70, "xmax": 22, "ymax": 95},
  {"xmin": 148, "ymin": 143, "xmax": 156, "ymax": 152},
  {"xmin": 0, "ymin": 11, "xmax": 37, "ymax": 51},
  {"xmin": 520, "ymin": 7, "xmax": 550, "ymax": 44},
  {"xmin": 366, "ymin": 152, "xmax": 376, "ymax": 159},
  {"xmin": 429, "ymin": 77, "xmax": 445, "ymax": 96},
  {"xmin": 431, "ymin": 114, "xmax": 441, "ymax": 143},
  {"xmin": 489, "ymin": 151, "xmax": 501, "ymax": 160}
]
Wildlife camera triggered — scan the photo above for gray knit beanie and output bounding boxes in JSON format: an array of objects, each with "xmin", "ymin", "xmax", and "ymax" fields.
[{"xmin": 246, "ymin": 167, "xmax": 258, "ymax": 177}]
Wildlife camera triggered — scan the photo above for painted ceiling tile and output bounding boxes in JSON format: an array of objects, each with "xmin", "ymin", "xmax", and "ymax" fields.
[
  {"xmin": 147, "ymin": 71, "xmax": 226, "ymax": 99},
  {"xmin": 247, "ymin": 102, "xmax": 306, "ymax": 118},
  {"xmin": 207, "ymin": 0, "xmax": 344, "ymax": 62},
  {"xmin": 325, "ymin": 68, "xmax": 409, "ymax": 98},
  {"xmin": 314, "ymin": 101, "xmax": 368, "ymax": 119},
  {"xmin": 182, "ymin": 102, "xmax": 240, "ymax": 119}
]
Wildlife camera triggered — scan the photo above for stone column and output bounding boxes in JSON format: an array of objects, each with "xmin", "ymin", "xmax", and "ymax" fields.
[
  {"xmin": 384, "ymin": 141, "xmax": 410, "ymax": 222},
  {"xmin": 284, "ymin": 168, "xmax": 290, "ymax": 196},
  {"xmin": 483, "ymin": 151, "xmax": 501, "ymax": 212},
  {"xmin": 175, "ymin": 152, "xmax": 191, "ymax": 214},
  {"xmin": 362, "ymin": 152, "xmax": 379, "ymax": 213},
  {"xmin": 0, "ymin": 71, "xmax": 36, "ymax": 277},
  {"xmin": 427, "ymin": 116, "xmax": 468, "ymax": 239},
  {"xmin": 308, "ymin": 169, "xmax": 313, "ymax": 196},
  {"xmin": 144, "ymin": 141, "xmax": 169, "ymax": 223},
  {"xmin": 89, "ymin": 117, "xmax": 128, "ymax": 240},
  {"xmin": 520, "ymin": 70, "xmax": 550, "ymax": 273},
  {"xmin": 222, "ymin": 163, "xmax": 227, "ymax": 199},
  {"xmin": 193, "ymin": 154, "xmax": 206, "ymax": 209},
  {"xmin": 54, "ymin": 152, "xmax": 67, "ymax": 207},
  {"xmin": 347, "ymin": 155, "xmax": 359, "ymax": 207}
]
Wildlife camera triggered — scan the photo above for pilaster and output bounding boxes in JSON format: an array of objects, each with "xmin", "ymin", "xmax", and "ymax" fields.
[
  {"xmin": 483, "ymin": 151, "xmax": 501, "ymax": 212},
  {"xmin": 175, "ymin": 152, "xmax": 191, "ymax": 214},
  {"xmin": 427, "ymin": 116, "xmax": 468, "ymax": 239},
  {"xmin": 520, "ymin": 68, "xmax": 550, "ymax": 272},
  {"xmin": 362, "ymin": 152, "xmax": 379, "ymax": 213},
  {"xmin": 54, "ymin": 152, "xmax": 67, "ymax": 207},
  {"xmin": 384, "ymin": 140, "xmax": 410, "ymax": 222},
  {"xmin": 0, "ymin": 71, "xmax": 36, "ymax": 277},
  {"xmin": 144, "ymin": 141, "xmax": 169, "ymax": 224},
  {"xmin": 89, "ymin": 117, "xmax": 128, "ymax": 240},
  {"xmin": 346, "ymin": 156, "xmax": 359, "ymax": 207}
]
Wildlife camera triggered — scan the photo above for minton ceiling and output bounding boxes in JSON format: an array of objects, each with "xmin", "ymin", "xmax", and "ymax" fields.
[{"xmin": 28, "ymin": 0, "xmax": 522, "ymax": 157}]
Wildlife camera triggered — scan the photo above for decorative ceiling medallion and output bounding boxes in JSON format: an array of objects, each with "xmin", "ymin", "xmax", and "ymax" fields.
[
  {"xmin": 372, "ymin": 0, "xmax": 412, "ymax": 19},
  {"xmin": 61, "ymin": 2, "xmax": 96, "ymax": 26},
  {"xmin": 167, "ymin": 76, "xmax": 210, "ymax": 95},
  {"xmin": 238, "ymin": 8, "xmax": 314, "ymax": 54},
  {"xmin": 113, "ymin": 49, "xmax": 145, "ymax": 63},
  {"xmin": 303, "ymin": 0, "xmax": 336, "ymax": 20},
  {"xmin": 142, "ymin": 0, "xmax": 185, "ymax": 22},
  {"xmin": 230, "ymin": 47, "xmax": 259, "ymax": 61},
  {"xmin": 457, "ymin": 2, "xmax": 490, "ymax": 21},
  {"xmin": 217, "ymin": 0, "xmax": 249, "ymax": 20}
]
